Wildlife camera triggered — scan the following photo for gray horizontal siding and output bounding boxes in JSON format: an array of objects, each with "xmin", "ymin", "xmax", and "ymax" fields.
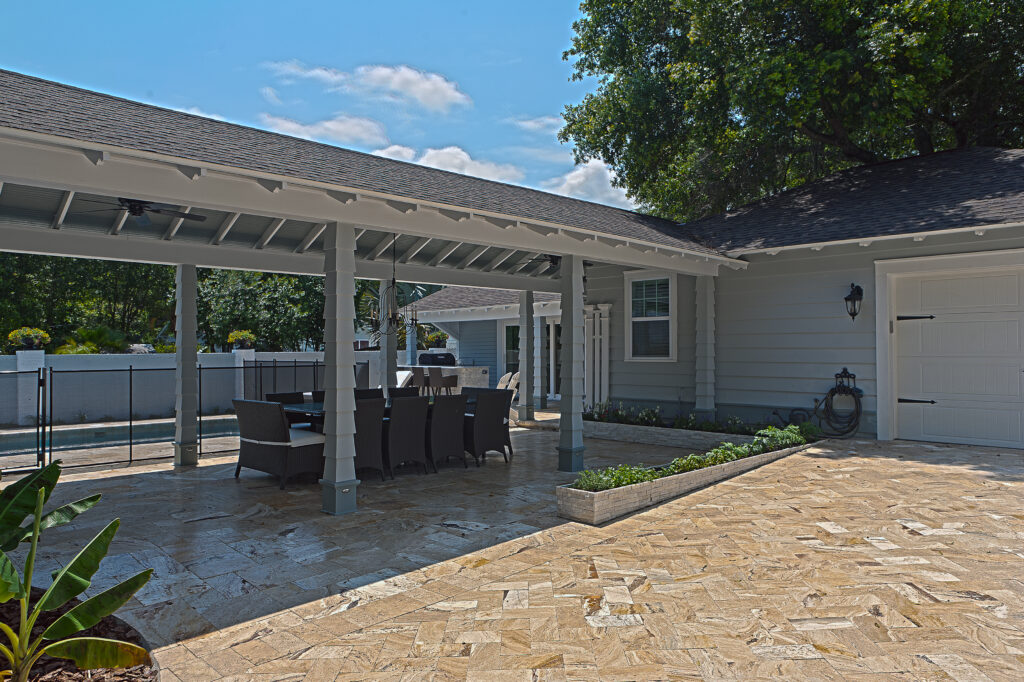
[{"xmin": 439, "ymin": 320, "xmax": 498, "ymax": 388}]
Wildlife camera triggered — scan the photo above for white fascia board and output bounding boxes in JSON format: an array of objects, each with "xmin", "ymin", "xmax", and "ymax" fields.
[
  {"xmin": 728, "ymin": 221, "xmax": 1024, "ymax": 256},
  {"xmin": 0, "ymin": 128, "xmax": 740, "ymax": 274},
  {"xmin": 416, "ymin": 299, "xmax": 562, "ymax": 324}
]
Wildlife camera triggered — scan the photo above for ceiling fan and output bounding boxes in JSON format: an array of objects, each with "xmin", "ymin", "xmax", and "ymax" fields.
[{"xmin": 75, "ymin": 198, "xmax": 207, "ymax": 227}]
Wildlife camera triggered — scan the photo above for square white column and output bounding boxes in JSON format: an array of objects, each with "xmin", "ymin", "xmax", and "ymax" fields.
[
  {"xmin": 557, "ymin": 255, "xmax": 585, "ymax": 472},
  {"xmin": 174, "ymin": 264, "xmax": 199, "ymax": 467},
  {"xmin": 517, "ymin": 290, "xmax": 535, "ymax": 421},
  {"xmin": 322, "ymin": 223, "xmax": 360, "ymax": 514},
  {"xmin": 534, "ymin": 316, "xmax": 548, "ymax": 409}
]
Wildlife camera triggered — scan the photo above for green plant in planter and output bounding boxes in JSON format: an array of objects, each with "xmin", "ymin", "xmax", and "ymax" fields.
[
  {"xmin": 0, "ymin": 463, "xmax": 152, "ymax": 680},
  {"xmin": 54, "ymin": 340, "xmax": 100, "ymax": 355},
  {"xmin": 6, "ymin": 329, "xmax": 50, "ymax": 352},
  {"xmin": 227, "ymin": 329, "xmax": 256, "ymax": 350}
]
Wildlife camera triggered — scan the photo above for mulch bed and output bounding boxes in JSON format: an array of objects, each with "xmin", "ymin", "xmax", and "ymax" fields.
[{"xmin": 0, "ymin": 587, "xmax": 156, "ymax": 681}]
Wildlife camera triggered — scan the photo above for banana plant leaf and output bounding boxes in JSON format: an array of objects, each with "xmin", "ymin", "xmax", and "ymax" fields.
[
  {"xmin": 0, "ymin": 551, "xmax": 21, "ymax": 602},
  {"xmin": 0, "ymin": 462, "xmax": 61, "ymax": 532},
  {"xmin": 43, "ymin": 569, "xmax": 152, "ymax": 640},
  {"xmin": 37, "ymin": 519, "xmax": 119, "ymax": 612},
  {"xmin": 41, "ymin": 637, "xmax": 151, "ymax": 670},
  {"xmin": 0, "ymin": 494, "xmax": 102, "ymax": 552}
]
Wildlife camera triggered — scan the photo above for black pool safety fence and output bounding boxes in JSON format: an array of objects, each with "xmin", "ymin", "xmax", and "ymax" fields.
[{"xmin": 0, "ymin": 360, "xmax": 325, "ymax": 474}]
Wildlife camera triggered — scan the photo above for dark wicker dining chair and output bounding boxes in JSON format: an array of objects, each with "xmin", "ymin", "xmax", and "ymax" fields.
[
  {"xmin": 232, "ymin": 399, "xmax": 325, "ymax": 489},
  {"xmin": 355, "ymin": 387, "xmax": 385, "ymax": 400},
  {"xmin": 463, "ymin": 390, "xmax": 509, "ymax": 465},
  {"xmin": 312, "ymin": 390, "xmax": 325, "ymax": 402},
  {"xmin": 388, "ymin": 386, "xmax": 420, "ymax": 399},
  {"xmin": 265, "ymin": 391, "xmax": 309, "ymax": 426},
  {"xmin": 383, "ymin": 396, "xmax": 430, "ymax": 476},
  {"xmin": 496, "ymin": 388, "xmax": 516, "ymax": 460},
  {"xmin": 354, "ymin": 398, "xmax": 387, "ymax": 481},
  {"xmin": 427, "ymin": 394, "xmax": 468, "ymax": 469}
]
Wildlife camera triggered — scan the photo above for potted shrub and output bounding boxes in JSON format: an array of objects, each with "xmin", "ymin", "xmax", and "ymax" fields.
[
  {"xmin": 227, "ymin": 329, "xmax": 256, "ymax": 350},
  {"xmin": 7, "ymin": 328, "xmax": 50, "ymax": 351}
]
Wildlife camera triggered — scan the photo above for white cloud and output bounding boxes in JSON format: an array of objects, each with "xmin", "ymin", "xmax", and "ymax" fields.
[
  {"xmin": 507, "ymin": 115, "xmax": 562, "ymax": 133},
  {"xmin": 259, "ymin": 112, "xmax": 387, "ymax": 146},
  {"xmin": 266, "ymin": 61, "xmax": 471, "ymax": 113},
  {"xmin": 542, "ymin": 159, "xmax": 634, "ymax": 209},
  {"xmin": 260, "ymin": 86, "xmax": 282, "ymax": 105},
  {"xmin": 371, "ymin": 144, "xmax": 523, "ymax": 182},
  {"xmin": 174, "ymin": 106, "xmax": 225, "ymax": 121},
  {"xmin": 417, "ymin": 146, "xmax": 524, "ymax": 182},
  {"xmin": 372, "ymin": 144, "xmax": 416, "ymax": 161}
]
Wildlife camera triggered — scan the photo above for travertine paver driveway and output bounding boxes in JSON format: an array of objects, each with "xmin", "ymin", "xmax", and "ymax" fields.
[{"xmin": 22, "ymin": 433, "xmax": 1024, "ymax": 680}]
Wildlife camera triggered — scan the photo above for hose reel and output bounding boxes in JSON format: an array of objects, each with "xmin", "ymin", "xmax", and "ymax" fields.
[{"xmin": 775, "ymin": 367, "xmax": 863, "ymax": 438}]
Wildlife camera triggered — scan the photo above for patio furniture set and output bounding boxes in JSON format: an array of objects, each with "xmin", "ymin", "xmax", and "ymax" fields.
[{"xmin": 231, "ymin": 379, "xmax": 516, "ymax": 489}]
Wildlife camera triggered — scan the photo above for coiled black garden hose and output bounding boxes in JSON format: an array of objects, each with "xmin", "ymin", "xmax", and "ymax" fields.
[{"xmin": 813, "ymin": 381, "xmax": 862, "ymax": 438}]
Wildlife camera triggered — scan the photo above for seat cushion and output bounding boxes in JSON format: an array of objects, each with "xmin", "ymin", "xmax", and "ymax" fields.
[{"xmin": 289, "ymin": 428, "xmax": 326, "ymax": 447}]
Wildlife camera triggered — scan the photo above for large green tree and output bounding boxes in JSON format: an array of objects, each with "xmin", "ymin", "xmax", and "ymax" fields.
[{"xmin": 561, "ymin": 0, "xmax": 1024, "ymax": 222}]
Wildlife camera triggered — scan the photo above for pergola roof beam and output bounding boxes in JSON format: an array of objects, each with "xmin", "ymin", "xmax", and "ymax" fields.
[
  {"xmin": 51, "ymin": 190, "xmax": 75, "ymax": 229},
  {"xmin": 456, "ymin": 245, "xmax": 489, "ymax": 269},
  {"xmin": 295, "ymin": 223, "xmax": 326, "ymax": 253},
  {"xmin": 354, "ymin": 228, "xmax": 367, "ymax": 245},
  {"xmin": 210, "ymin": 212, "xmax": 240, "ymax": 245},
  {"xmin": 162, "ymin": 206, "xmax": 192, "ymax": 240},
  {"xmin": 399, "ymin": 236, "xmax": 431, "ymax": 263},
  {"xmin": 507, "ymin": 254, "xmax": 539, "ymax": 274},
  {"xmin": 255, "ymin": 217, "xmax": 286, "ymax": 249},
  {"xmin": 109, "ymin": 209, "xmax": 129, "ymax": 235},
  {"xmin": 428, "ymin": 241, "xmax": 461, "ymax": 266},
  {"xmin": 368, "ymin": 233, "xmax": 398, "ymax": 260},
  {"xmin": 483, "ymin": 248, "xmax": 516, "ymax": 272}
]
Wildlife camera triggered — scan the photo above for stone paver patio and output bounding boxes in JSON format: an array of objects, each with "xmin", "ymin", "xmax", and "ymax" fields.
[{"xmin": 16, "ymin": 432, "xmax": 1024, "ymax": 680}]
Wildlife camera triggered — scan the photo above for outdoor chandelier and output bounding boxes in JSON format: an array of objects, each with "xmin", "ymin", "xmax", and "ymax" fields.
[
  {"xmin": 844, "ymin": 283, "xmax": 864, "ymax": 320},
  {"xmin": 368, "ymin": 239, "xmax": 406, "ymax": 343}
]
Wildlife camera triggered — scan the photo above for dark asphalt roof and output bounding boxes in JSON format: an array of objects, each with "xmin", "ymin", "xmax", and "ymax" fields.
[
  {"xmin": 410, "ymin": 287, "xmax": 559, "ymax": 313},
  {"xmin": 0, "ymin": 69, "xmax": 719, "ymax": 255},
  {"xmin": 689, "ymin": 147, "xmax": 1024, "ymax": 252}
]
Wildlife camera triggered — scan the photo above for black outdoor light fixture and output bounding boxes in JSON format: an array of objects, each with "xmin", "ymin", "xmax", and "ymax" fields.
[{"xmin": 844, "ymin": 283, "xmax": 864, "ymax": 320}]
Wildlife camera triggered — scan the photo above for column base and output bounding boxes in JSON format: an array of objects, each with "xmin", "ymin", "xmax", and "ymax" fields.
[
  {"xmin": 557, "ymin": 446, "xmax": 585, "ymax": 473},
  {"xmin": 692, "ymin": 408, "xmax": 717, "ymax": 422},
  {"xmin": 321, "ymin": 478, "xmax": 360, "ymax": 515},
  {"xmin": 173, "ymin": 442, "xmax": 198, "ymax": 468},
  {"xmin": 517, "ymin": 406, "xmax": 535, "ymax": 422}
]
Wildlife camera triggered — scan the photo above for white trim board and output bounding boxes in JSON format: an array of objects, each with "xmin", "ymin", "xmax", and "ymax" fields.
[
  {"xmin": 623, "ymin": 269, "xmax": 678, "ymax": 363},
  {"xmin": 874, "ymin": 247, "xmax": 1024, "ymax": 440}
]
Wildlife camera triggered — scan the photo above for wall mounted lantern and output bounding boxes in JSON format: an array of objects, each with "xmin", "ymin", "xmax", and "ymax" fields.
[{"xmin": 844, "ymin": 283, "xmax": 864, "ymax": 320}]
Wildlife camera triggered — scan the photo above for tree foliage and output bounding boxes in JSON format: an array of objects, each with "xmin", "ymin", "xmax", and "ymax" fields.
[{"xmin": 561, "ymin": 0, "xmax": 1024, "ymax": 222}]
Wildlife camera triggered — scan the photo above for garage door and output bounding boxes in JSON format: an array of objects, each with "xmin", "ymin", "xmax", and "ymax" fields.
[{"xmin": 895, "ymin": 267, "xmax": 1024, "ymax": 447}]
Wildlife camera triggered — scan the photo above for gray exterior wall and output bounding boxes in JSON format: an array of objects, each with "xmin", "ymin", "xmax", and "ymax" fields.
[{"xmin": 436, "ymin": 319, "xmax": 499, "ymax": 388}]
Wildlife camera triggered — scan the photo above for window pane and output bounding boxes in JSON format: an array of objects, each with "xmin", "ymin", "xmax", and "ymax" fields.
[{"xmin": 632, "ymin": 319, "xmax": 670, "ymax": 357}]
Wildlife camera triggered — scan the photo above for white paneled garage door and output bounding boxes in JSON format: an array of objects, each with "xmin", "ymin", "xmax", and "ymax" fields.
[{"xmin": 895, "ymin": 267, "xmax": 1024, "ymax": 447}]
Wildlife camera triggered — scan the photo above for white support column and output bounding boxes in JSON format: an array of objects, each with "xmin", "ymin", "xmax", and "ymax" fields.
[
  {"xmin": 694, "ymin": 275, "xmax": 716, "ymax": 419},
  {"xmin": 405, "ymin": 319, "xmax": 417, "ymax": 366},
  {"xmin": 549, "ymin": 319, "xmax": 558, "ymax": 397},
  {"xmin": 597, "ymin": 304, "xmax": 611, "ymax": 404},
  {"xmin": 558, "ymin": 255, "xmax": 585, "ymax": 472},
  {"xmin": 534, "ymin": 315, "xmax": 548, "ymax": 409},
  {"xmin": 517, "ymin": 290, "xmax": 535, "ymax": 421},
  {"xmin": 174, "ymin": 264, "xmax": 199, "ymax": 467},
  {"xmin": 378, "ymin": 280, "xmax": 398, "ymax": 388},
  {"xmin": 322, "ymin": 223, "xmax": 360, "ymax": 514}
]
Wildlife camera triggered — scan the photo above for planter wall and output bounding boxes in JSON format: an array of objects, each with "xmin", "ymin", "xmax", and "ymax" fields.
[
  {"xmin": 583, "ymin": 420, "xmax": 755, "ymax": 452},
  {"xmin": 557, "ymin": 443, "xmax": 810, "ymax": 525}
]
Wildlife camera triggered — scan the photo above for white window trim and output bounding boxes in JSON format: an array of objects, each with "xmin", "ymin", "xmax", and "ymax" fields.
[
  {"xmin": 623, "ymin": 269, "xmax": 677, "ymax": 362},
  {"xmin": 497, "ymin": 319, "xmax": 519, "ymax": 377}
]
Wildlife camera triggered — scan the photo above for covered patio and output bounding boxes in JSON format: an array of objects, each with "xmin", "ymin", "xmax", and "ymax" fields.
[{"xmin": 0, "ymin": 69, "xmax": 744, "ymax": 513}]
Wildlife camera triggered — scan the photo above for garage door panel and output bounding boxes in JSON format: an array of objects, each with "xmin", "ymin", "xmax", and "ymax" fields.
[{"xmin": 895, "ymin": 265, "xmax": 1024, "ymax": 447}]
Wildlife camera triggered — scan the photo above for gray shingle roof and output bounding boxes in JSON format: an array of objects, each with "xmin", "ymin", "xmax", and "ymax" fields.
[
  {"xmin": 0, "ymin": 69, "xmax": 719, "ymax": 256},
  {"xmin": 688, "ymin": 147, "xmax": 1024, "ymax": 252},
  {"xmin": 410, "ymin": 286, "xmax": 559, "ymax": 313}
]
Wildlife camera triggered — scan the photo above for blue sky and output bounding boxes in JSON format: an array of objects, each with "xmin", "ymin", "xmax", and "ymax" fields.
[{"xmin": 1, "ymin": 1, "xmax": 632, "ymax": 208}]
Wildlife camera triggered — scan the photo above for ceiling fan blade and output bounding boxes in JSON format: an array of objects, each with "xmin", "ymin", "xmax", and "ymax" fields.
[
  {"xmin": 76, "ymin": 198, "xmax": 121, "ymax": 207},
  {"xmin": 151, "ymin": 208, "xmax": 207, "ymax": 222}
]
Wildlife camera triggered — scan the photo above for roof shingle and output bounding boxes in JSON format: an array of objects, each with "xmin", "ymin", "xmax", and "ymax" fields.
[{"xmin": 409, "ymin": 286, "xmax": 559, "ymax": 313}]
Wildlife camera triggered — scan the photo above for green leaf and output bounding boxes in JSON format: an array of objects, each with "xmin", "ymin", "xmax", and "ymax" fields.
[
  {"xmin": 43, "ymin": 569, "xmax": 152, "ymax": 640},
  {"xmin": 0, "ymin": 551, "xmax": 22, "ymax": 602},
  {"xmin": 37, "ymin": 519, "xmax": 120, "ymax": 612},
  {"xmin": 41, "ymin": 637, "xmax": 150, "ymax": 670},
  {"xmin": 0, "ymin": 495, "xmax": 102, "ymax": 552},
  {"xmin": 0, "ymin": 463, "xmax": 62, "ymax": 543}
]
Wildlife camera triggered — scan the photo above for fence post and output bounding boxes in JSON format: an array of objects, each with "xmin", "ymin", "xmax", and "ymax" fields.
[{"xmin": 15, "ymin": 350, "xmax": 45, "ymax": 426}]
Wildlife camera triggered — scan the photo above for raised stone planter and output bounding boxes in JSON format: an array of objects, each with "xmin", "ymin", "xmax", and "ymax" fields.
[
  {"xmin": 583, "ymin": 420, "xmax": 755, "ymax": 452},
  {"xmin": 557, "ymin": 443, "xmax": 811, "ymax": 525}
]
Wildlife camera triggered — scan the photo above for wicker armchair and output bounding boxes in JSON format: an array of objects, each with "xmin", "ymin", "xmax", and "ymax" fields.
[
  {"xmin": 463, "ymin": 390, "xmax": 511, "ymax": 465},
  {"xmin": 354, "ymin": 398, "xmax": 387, "ymax": 481},
  {"xmin": 232, "ymin": 399, "xmax": 325, "ymax": 489}
]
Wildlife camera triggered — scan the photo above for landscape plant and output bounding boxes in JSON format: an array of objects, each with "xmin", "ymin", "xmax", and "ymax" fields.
[
  {"xmin": 227, "ymin": 329, "xmax": 256, "ymax": 349},
  {"xmin": 0, "ymin": 463, "xmax": 152, "ymax": 680},
  {"xmin": 6, "ymin": 328, "xmax": 49, "ymax": 352},
  {"xmin": 571, "ymin": 424, "xmax": 808, "ymax": 492}
]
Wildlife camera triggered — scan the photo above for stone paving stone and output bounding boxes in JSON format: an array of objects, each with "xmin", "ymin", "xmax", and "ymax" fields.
[{"xmin": 6, "ymin": 432, "xmax": 1023, "ymax": 679}]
